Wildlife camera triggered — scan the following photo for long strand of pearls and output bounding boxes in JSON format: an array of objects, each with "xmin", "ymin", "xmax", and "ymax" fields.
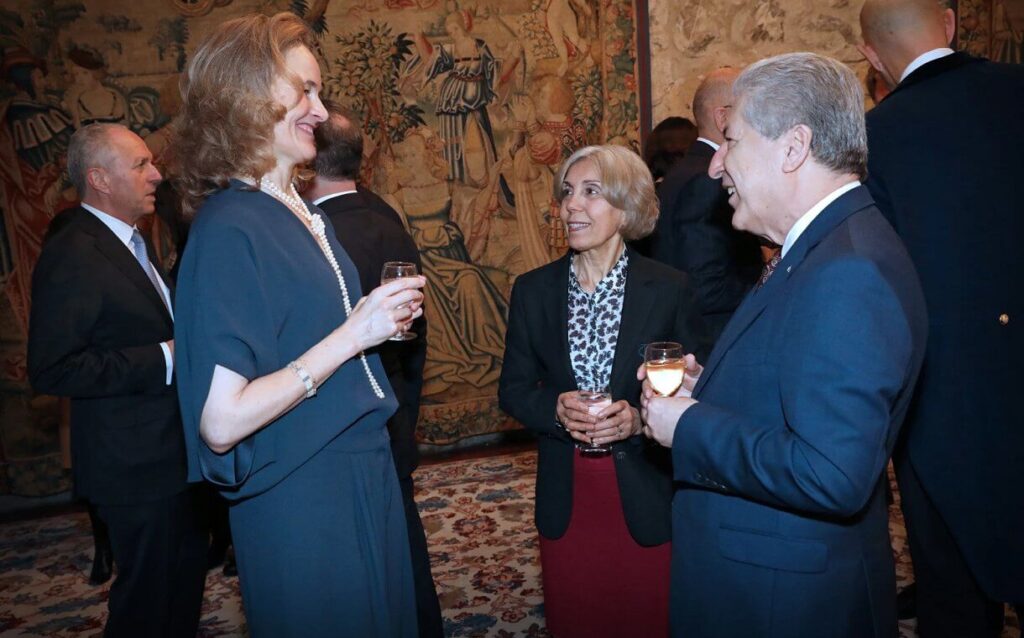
[{"xmin": 260, "ymin": 177, "xmax": 385, "ymax": 399}]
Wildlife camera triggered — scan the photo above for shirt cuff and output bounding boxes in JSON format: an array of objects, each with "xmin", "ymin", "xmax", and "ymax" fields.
[{"xmin": 159, "ymin": 342, "xmax": 173, "ymax": 385}]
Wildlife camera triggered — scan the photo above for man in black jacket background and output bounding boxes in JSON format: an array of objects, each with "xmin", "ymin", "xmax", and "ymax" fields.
[
  {"xmin": 861, "ymin": 0, "xmax": 1024, "ymax": 634},
  {"xmin": 28, "ymin": 123, "xmax": 206, "ymax": 638},
  {"xmin": 309, "ymin": 103, "xmax": 443, "ymax": 638}
]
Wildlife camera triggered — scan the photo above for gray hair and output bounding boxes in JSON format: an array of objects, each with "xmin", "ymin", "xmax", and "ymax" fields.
[
  {"xmin": 734, "ymin": 52, "xmax": 867, "ymax": 179},
  {"xmin": 67, "ymin": 123, "xmax": 124, "ymax": 194},
  {"xmin": 554, "ymin": 144, "xmax": 659, "ymax": 241}
]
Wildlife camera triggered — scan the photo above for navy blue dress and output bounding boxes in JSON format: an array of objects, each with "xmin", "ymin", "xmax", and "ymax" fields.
[{"xmin": 174, "ymin": 181, "xmax": 417, "ymax": 637}]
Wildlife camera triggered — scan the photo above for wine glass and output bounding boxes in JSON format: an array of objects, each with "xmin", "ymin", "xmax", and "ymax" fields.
[
  {"xmin": 644, "ymin": 342, "xmax": 684, "ymax": 396},
  {"xmin": 577, "ymin": 387, "xmax": 612, "ymax": 456},
  {"xmin": 380, "ymin": 261, "xmax": 419, "ymax": 341}
]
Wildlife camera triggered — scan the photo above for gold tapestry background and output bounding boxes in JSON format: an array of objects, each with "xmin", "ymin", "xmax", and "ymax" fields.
[{"xmin": 0, "ymin": 0, "xmax": 640, "ymax": 495}]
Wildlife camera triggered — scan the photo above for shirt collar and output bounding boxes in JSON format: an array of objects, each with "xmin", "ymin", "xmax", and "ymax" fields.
[
  {"xmin": 781, "ymin": 181, "xmax": 861, "ymax": 259},
  {"xmin": 695, "ymin": 137, "xmax": 720, "ymax": 151},
  {"xmin": 81, "ymin": 202, "xmax": 136, "ymax": 248},
  {"xmin": 900, "ymin": 48, "xmax": 955, "ymax": 83},
  {"xmin": 570, "ymin": 248, "xmax": 629, "ymax": 295},
  {"xmin": 312, "ymin": 189, "xmax": 358, "ymax": 206}
]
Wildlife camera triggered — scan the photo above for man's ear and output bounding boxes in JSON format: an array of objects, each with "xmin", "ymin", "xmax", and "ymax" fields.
[
  {"xmin": 781, "ymin": 124, "xmax": 812, "ymax": 174},
  {"xmin": 943, "ymin": 8, "xmax": 956, "ymax": 46},
  {"xmin": 86, "ymin": 167, "xmax": 109, "ymax": 196},
  {"xmin": 712, "ymin": 105, "xmax": 730, "ymax": 136},
  {"xmin": 858, "ymin": 43, "xmax": 885, "ymax": 75}
]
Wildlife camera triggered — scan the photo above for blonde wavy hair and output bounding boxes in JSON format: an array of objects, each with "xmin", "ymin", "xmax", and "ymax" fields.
[
  {"xmin": 167, "ymin": 12, "xmax": 317, "ymax": 216},
  {"xmin": 554, "ymin": 145, "xmax": 659, "ymax": 241}
]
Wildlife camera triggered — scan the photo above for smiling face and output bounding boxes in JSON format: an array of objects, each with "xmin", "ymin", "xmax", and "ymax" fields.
[
  {"xmin": 708, "ymin": 101, "xmax": 786, "ymax": 242},
  {"xmin": 101, "ymin": 127, "xmax": 162, "ymax": 224},
  {"xmin": 559, "ymin": 158, "xmax": 625, "ymax": 254},
  {"xmin": 270, "ymin": 46, "xmax": 327, "ymax": 170}
]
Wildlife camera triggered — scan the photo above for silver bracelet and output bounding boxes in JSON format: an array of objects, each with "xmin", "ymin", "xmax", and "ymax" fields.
[{"xmin": 287, "ymin": 360, "xmax": 316, "ymax": 399}]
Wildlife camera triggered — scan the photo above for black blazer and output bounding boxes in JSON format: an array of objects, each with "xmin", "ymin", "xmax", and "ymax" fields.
[
  {"xmin": 499, "ymin": 249, "xmax": 708, "ymax": 546},
  {"xmin": 649, "ymin": 141, "xmax": 761, "ymax": 342},
  {"xmin": 316, "ymin": 189, "xmax": 427, "ymax": 479},
  {"xmin": 28, "ymin": 206, "xmax": 188, "ymax": 505},
  {"xmin": 865, "ymin": 52, "xmax": 1024, "ymax": 601}
]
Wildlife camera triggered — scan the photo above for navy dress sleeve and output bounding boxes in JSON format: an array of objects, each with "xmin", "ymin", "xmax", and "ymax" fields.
[{"xmin": 175, "ymin": 184, "xmax": 397, "ymax": 500}]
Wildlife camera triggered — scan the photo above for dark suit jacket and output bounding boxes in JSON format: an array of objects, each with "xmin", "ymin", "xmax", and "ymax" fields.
[
  {"xmin": 28, "ymin": 206, "xmax": 188, "ymax": 505},
  {"xmin": 865, "ymin": 52, "xmax": 1024, "ymax": 601},
  {"xmin": 649, "ymin": 141, "xmax": 761, "ymax": 341},
  {"xmin": 669, "ymin": 187, "xmax": 928, "ymax": 637},
  {"xmin": 315, "ymin": 189, "xmax": 427, "ymax": 479},
  {"xmin": 499, "ymin": 249, "xmax": 708, "ymax": 546}
]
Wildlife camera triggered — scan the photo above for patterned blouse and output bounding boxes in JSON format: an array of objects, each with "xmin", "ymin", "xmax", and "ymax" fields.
[{"xmin": 568, "ymin": 249, "xmax": 629, "ymax": 392}]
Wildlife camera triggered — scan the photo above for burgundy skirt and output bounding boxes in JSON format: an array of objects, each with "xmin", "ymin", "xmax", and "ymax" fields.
[{"xmin": 538, "ymin": 449, "xmax": 671, "ymax": 638}]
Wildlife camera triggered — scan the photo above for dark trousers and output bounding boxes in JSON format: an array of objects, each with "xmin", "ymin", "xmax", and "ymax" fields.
[
  {"xmin": 897, "ymin": 457, "xmax": 1007, "ymax": 638},
  {"xmin": 95, "ymin": 487, "xmax": 208, "ymax": 638},
  {"xmin": 399, "ymin": 474, "xmax": 444, "ymax": 638}
]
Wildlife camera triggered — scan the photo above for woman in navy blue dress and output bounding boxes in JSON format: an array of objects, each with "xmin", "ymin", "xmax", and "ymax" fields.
[{"xmin": 169, "ymin": 14, "xmax": 423, "ymax": 637}]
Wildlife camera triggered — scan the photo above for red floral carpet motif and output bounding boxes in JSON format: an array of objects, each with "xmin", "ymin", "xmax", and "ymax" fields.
[{"xmin": 0, "ymin": 451, "xmax": 1018, "ymax": 637}]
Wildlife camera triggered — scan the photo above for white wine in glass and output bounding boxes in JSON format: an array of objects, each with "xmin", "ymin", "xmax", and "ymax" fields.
[
  {"xmin": 380, "ymin": 261, "xmax": 418, "ymax": 341},
  {"xmin": 645, "ymin": 342, "xmax": 685, "ymax": 396}
]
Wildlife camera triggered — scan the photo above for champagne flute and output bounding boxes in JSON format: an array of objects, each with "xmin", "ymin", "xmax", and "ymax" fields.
[
  {"xmin": 380, "ymin": 261, "xmax": 418, "ymax": 341},
  {"xmin": 644, "ymin": 342, "xmax": 685, "ymax": 396},
  {"xmin": 577, "ymin": 387, "xmax": 613, "ymax": 456}
]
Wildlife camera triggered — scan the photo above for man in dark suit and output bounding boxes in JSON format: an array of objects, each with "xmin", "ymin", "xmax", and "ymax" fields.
[
  {"xmin": 640, "ymin": 53, "xmax": 928, "ymax": 637},
  {"xmin": 308, "ymin": 104, "xmax": 443, "ymax": 638},
  {"xmin": 648, "ymin": 67, "xmax": 762, "ymax": 342},
  {"xmin": 860, "ymin": 0, "xmax": 1024, "ymax": 634},
  {"xmin": 28, "ymin": 123, "xmax": 206, "ymax": 637}
]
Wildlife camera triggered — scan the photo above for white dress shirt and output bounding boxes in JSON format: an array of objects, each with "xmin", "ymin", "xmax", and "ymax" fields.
[
  {"xmin": 82, "ymin": 202, "xmax": 174, "ymax": 385},
  {"xmin": 900, "ymin": 48, "xmax": 955, "ymax": 83},
  {"xmin": 781, "ymin": 181, "xmax": 861, "ymax": 259},
  {"xmin": 312, "ymin": 189, "xmax": 358, "ymax": 207},
  {"xmin": 695, "ymin": 137, "xmax": 721, "ymax": 152}
]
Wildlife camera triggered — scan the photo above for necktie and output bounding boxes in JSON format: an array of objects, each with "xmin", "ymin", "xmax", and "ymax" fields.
[
  {"xmin": 130, "ymin": 229, "xmax": 171, "ymax": 314},
  {"xmin": 756, "ymin": 250, "xmax": 782, "ymax": 290}
]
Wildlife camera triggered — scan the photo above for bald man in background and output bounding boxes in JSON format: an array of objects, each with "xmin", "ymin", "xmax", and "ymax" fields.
[
  {"xmin": 860, "ymin": 1, "xmax": 1024, "ymax": 635},
  {"xmin": 649, "ymin": 68, "xmax": 761, "ymax": 343}
]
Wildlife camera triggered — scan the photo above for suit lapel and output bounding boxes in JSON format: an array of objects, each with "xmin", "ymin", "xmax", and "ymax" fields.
[
  {"xmin": 609, "ymin": 251, "xmax": 657, "ymax": 398},
  {"xmin": 80, "ymin": 210, "xmax": 174, "ymax": 328},
  {"xmin": 550, "ymin": 254, "xmax": 576, "ymax": 388},
  {"xmin": 694, "ymin": 186, "xmax": 875, "ymax": 395}
]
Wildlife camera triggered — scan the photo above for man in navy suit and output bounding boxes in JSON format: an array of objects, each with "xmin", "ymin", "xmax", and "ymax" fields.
[
  {"xmin": 860, "ymin": 0, "xmax": 1024, "ymax": 634},
  {"xmin": 648, "ymin": 67, "xmax": 762, "ymax": 343},
  {"xmin": 640, "ymin": 52, "xmax": 928, "ymax": 637}
]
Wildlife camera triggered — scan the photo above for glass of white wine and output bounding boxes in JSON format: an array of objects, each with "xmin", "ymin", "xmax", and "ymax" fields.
[
  {"xmin": 380, "ymin": 261, "xmax": 418, "ymax": 341},
  {"xmin": 644, "ymin": 342, "xmax": 685, "ymax": 396}
]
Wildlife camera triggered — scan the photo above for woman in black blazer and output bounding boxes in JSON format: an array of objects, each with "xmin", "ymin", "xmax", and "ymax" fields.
[{"xmin": 499, "ymin": 145, "xmax": 707, "ymax": 638}]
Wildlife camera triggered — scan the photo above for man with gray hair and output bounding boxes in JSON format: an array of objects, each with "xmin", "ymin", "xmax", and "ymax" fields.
[
  {"xmin": 639, "ymin": 52, "xmax": 927, "ymax": 637},
  {"xmin": 28, "ymin": 123, "xmax": 206, "ymax": 637},
  {"xmin": 860, "ymin": 1, "xmax": 1024, "ymax": 634}
]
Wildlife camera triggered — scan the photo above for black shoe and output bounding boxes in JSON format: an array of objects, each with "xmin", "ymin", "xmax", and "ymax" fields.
[
  {"xmin": 222, "ymin": 545, "xmax": 237, "ymax": 577},
  {"xmin": 897, "ymin": 583, "xmax": 917, "ymax": 620},
  {"xmin": 89, "ymin": 546, "xmax": 113, "ymax": 585}
]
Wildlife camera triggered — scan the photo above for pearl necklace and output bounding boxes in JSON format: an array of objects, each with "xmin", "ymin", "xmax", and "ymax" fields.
[{"xmin": 260, "ymin": 176, "xmax": 385, "ymax": 399}]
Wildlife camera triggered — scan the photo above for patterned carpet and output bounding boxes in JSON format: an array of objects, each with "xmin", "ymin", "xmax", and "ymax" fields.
[{"xmin": 0, "ymin": 450, "xmax": 1018, "ymax": 637}]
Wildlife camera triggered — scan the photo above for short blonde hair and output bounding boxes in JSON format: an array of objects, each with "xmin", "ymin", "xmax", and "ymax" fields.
[{"xmin": 554, "ymin": 145, "xmax": 658, "ymax": 241}]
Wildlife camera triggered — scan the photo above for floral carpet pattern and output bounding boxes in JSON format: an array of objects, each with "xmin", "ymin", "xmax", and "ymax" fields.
[{"xmin": 0, "ymin": 451, "xmax": 1018, "ymax": 637}]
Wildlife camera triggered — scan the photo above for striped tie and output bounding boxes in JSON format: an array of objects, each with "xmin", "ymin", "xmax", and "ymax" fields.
[{"xmin": 130, "ymin": 229, "xmax": 171, "ymax": 314}]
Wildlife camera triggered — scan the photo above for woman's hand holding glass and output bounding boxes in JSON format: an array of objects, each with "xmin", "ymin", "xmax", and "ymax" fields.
[
  {"xmin": 556, "ymin": 391, "xmax": 640, "ymax": 447},
  {"xmin": 346, "ymin": 275, "xmax": 426, "ymax": 351}
]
